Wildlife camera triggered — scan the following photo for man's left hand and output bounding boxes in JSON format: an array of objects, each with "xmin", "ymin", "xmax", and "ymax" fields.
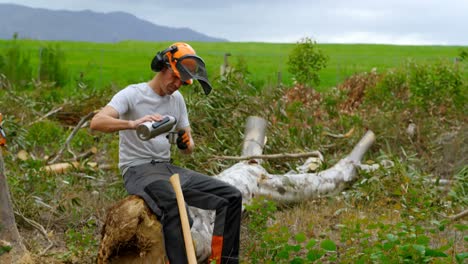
[{"xmin": 177, "ymin": 129, "xmax": 189, "ymax": 150}]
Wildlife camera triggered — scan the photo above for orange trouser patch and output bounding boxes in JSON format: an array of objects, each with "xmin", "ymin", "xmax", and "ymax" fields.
[{"xmin": 209, "ymin": 235, "xmax": 224, "ymax": 263}]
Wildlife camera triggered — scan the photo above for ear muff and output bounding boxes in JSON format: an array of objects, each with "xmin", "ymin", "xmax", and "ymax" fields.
[{"xmin": 150, "ymin": 45, "xmax": 178, "ymax": 72}]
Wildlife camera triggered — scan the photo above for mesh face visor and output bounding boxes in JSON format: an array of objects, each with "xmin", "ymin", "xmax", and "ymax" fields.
[{"xmin": 174, "ymin": 55, "xmax": 213, "ymax": 95}]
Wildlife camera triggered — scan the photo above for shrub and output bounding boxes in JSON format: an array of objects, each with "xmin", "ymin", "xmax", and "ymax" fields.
[
  {"xmin": 407, "ymin": 60, "xmax": 465, "ymax": 110},
  {"xmin": 287, "ymin": 37, "xmax": 328, "ymax": 87},
  {"xmin": 38, "ymin": 45, "xmax": 68, "ymax": 87},
  {"xmin": 365, "ymin": 60, "xmax": 466, "ymax": 113},
  {"xmin": 458, "ymin": 48, "xmax": 467, "ymax": 61},
  {"xmin": 0, "ymin": 34, "xmax": 32, "ymax": 87},
  {"xmin": 24, "ymin": 120, "xmax": 64, "ymax": 152}
]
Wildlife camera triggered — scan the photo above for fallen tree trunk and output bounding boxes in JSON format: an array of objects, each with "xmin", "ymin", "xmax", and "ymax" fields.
[{"xmin": 98, "ymin": 116, "xmax": 376, "ymax": 263}]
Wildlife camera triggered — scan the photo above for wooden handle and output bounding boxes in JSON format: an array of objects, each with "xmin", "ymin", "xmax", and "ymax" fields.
[{"xmin": 169, "ymin": 174, "xmax": 197, "ymax": 264}]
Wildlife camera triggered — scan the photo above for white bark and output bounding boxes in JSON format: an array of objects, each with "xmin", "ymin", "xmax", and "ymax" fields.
[{"xmin": 188, "ymin": 120, "xmax": 376, "ymax": 261}]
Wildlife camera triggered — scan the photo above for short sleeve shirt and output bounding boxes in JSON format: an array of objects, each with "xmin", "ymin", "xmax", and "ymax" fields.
[{"xmin": 107, "ymin": 82, "xmax": 189, "ymax": 173}]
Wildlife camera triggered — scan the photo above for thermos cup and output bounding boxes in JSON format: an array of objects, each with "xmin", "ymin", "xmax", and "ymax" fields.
[{"xmin": 136, "ymin": 116, "xmax": 177, "ymax": 141}]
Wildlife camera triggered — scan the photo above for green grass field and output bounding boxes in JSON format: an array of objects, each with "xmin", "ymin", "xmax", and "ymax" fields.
[{"xmin": 0, "ymin": 39, "xmax": 466, "ymax": 92}]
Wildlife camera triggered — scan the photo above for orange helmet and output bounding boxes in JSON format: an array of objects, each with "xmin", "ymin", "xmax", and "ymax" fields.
[{"xmin": 151, "ymin": 42, "xmax": 212, "ymax": 95}]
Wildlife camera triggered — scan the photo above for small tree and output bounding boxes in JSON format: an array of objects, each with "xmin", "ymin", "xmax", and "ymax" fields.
[
  {"xmin": 287, "ymin": 37, "xmax": 328, "ymax": 87},
  {"xmin": 0, "ymin": 34, "xmax": 33, "ymax": 87},
  {"xmin": 458, "ymin": 48, "xmax": 467, "ymax": 61},
  {"xmin": 38, "ymin": 45, "xmax": 68, "ymax": 87}
]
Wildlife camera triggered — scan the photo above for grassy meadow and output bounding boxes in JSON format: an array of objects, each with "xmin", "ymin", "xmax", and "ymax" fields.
[
  {"xmin": 0, "ymin": 39, "xmax": 465, "ymax": 92},
  {"xmin": 0, "ymin": 39, "xmax": 467, "ymax": 263}
]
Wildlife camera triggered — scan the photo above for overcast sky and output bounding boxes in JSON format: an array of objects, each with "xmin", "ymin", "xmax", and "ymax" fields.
[{"xmin": 2, "ymin": 0, "xmax": 467, "ymax": 45}]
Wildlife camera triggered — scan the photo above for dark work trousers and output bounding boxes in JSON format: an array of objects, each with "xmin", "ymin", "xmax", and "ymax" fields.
[{"xmin": 123, "ymin": 161, "xmax": 242, "ymax": 264}]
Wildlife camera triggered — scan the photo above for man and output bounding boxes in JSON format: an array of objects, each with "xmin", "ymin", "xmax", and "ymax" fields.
[{"xmin": 90, "ymin": 42, "xmax": 242, "ymax": 264}]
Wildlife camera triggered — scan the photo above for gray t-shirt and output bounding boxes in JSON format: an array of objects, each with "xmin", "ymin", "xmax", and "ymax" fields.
[{"xmin": 108, "ymin": 82, "xmax": 190, "ymax": 174}]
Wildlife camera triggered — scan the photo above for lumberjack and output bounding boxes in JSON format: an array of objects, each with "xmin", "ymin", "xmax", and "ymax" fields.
[{"xmin": 91, "ymin": 42, "xmax": 242, "ymax": 264}]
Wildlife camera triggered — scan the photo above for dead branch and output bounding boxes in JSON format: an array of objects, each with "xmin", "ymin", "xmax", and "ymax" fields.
[
  {"xmin": 449, "ymin": 209, "xmax": 468, "ymax": 221},
  {"xmin": 48, "ymin": 111, "xmax": 97, "ymax": 164},
  {"xmin": 322, "ymin": 127, "xmax": 355, "ymax": 138},
  {"xmin": 64, "ymin": 147, "xmax": 97, "ymax": 162},
  {"xmin": 43, "ymin": 161, "xmax": 80, "ymax": 173},
  {"xmin": 14, "ymin": 210, "xmax": 54, "ymax": 255},
  {"xmin": 28, "ymin": 105, "xmax": 64, "ymax": 126},
  {"xmin": 211, "ymin": 151, "xmax": 322, "ymax": 161}
]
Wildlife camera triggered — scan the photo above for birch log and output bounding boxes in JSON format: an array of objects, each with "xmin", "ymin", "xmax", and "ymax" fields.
[{"xmin": 98, "ymin": 116, "xmax": 376, "ymax": 263}]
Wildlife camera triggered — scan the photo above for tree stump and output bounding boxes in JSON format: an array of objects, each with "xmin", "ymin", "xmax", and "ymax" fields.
[{"xmin": 97, "ymin": 195, "xmax": 166, "ymax": 264}]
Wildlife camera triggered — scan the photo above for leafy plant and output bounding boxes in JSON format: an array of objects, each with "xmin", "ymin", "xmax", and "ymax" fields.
[
  {"xmin": 0, "ymin": 245, "xmax": 12, "ymax": 256},
  {"xmin": 0, "ymin": 34, "xmax": 32, "ymax": 87},
  {"xmin": 458, "ymin": 48, "xmax": 467, "ymax": 61},
  {"xmin": 287, "ymin": 37, "xmax": 328, "ymax": 87},
  {"xmin": 24, "ymin": 120, "xmax": 64, "ymax": 152},
  {"xmin": 38, "ymin": 45, "xmax": 68, "ymax": 87},
  {"xmin": 63, "ymin": 218, "xmax": 99, "ymax": 262},
  {"xmin": 449, "ymin": 165, "xmax": 468, "ymax": 206}
]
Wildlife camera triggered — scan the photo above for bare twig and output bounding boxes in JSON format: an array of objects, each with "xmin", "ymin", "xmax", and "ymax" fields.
[
  {"xmin": 67, "ymin": 145, "xmax": 77, "ymax": 160},
  {"xmin": 28, "ymin": 106, "xmax": 64, "ymax": 126},
  {"xmin": 211, "ymin": 151, "xmax": 322, "ymax": 161},
  {"xmin": 322, "ymin": 127, "xmax": 355, "ymax": 138},
  {"xmin": 64, "ymin": 147, "xmax": 98, "ymax": 162},
  {"xmin": 449, "ymin": 209, "xmax": 468, "ymax": 221},
  {"xmin": 48, "ymin": 111, "xmax": 97, "ymax": 164},
  {"xmin": 14, "ymin": 210, "xmax": 54, "ymax": 255}
]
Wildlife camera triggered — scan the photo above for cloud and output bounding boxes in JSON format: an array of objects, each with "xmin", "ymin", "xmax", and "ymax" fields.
[
  {"xmin": 322, "ymin": 32, "xmax": 441, "ymax": 45},
  {"xmin": 1, "ymin": 0, "xmax": 467, "ymax": 44}
]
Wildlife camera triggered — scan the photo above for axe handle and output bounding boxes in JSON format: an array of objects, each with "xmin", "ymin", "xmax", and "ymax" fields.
[{"xmin": 169, "ymin": 173, "xmax": 197, "ymax": 264}]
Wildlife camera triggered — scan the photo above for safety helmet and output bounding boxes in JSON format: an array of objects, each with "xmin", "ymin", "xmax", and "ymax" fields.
[{"xmin": 151, "ymin": 42, "xmax": 212, "ymax": 95}]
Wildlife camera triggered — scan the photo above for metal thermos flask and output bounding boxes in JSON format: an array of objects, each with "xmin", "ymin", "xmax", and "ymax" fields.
[{"xmin": 136, "ymin": 116, "xmax": 177, "ymax": 141}]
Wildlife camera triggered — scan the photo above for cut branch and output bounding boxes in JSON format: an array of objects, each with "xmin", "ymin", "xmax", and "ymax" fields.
[
  {"xmin": 322, "ymin": 127, "xmax": 355, "ymax": 138},
  {"xmin": 28, "ymin": 105, "xmax": 64, "ymax": 126},
  {"xmin": 449, "ymin": 209, "xmax": 468, "ymax": 221},
  {"xmin": 14, "ymin": 210, "xmax": 54, "ymax": 255},
  {"xmin": 48, "ymin": 110, "xmax": 97, "ymax": 164}
]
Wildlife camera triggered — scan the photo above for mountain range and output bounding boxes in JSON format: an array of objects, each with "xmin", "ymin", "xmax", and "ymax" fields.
[{"xmin": 0, "ymin": 3, "xmax": 227, "ymax": 42}]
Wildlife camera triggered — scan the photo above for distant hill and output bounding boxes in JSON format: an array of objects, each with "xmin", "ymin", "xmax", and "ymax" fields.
[{"xmin": 0, "ymin": 3, "xmax": 227, "ymax": 42}]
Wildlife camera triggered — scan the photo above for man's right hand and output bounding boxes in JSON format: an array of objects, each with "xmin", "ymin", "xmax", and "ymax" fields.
[
  {"xmin": 91, "ymin": 107, "xmax": 165, "ymax": 132},
  {"xmin": 129, "ymin": 114, "xmax": 164, "ymax": 129}
]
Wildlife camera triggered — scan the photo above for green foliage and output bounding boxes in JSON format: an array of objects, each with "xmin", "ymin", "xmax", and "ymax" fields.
[
  {"xmin": 365, "ymin": 59, "xmax": 466, "ymax": 112},
  {"xmin": 70, "ymin": 128, "xmax": 95, "ymax": 151},
  {"xmin": 0, "ymin": 245, "xmax": 12, "ymax": 256},
  {"xmin": 341, "ymin": 222, "xmax": 452, "ymax": 263},
  {"xmin": 63, "ymin": 218, "xmax": 99, "ymax": 262},
  {"xmin": 407, "ymin": 60, "xmax": 465, "ymax": 110},
  {"xmin": 458, "ymin": 48, "xmax": 467, "ymax": 61},
  {"xmin": 24, "ymin": 120, "xmax": 64, "ymax": 151},
  {"xmin": 449, "ymin": 166, "xmax": 468, "ymax": 206},
  {"xmin": 38, "ymin": 45, "xmax": 68, "ymax": 87},
  {"xmin": 244, "ymin": 198, "xmax": 339, "ymax": 263},
  {"xmin": 287, "ymin": 37, "xmax": 328, "ymax": 87},
  {"xmin": 0, "ymin": 34, "xmax": 32, "ymax": 87}
]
